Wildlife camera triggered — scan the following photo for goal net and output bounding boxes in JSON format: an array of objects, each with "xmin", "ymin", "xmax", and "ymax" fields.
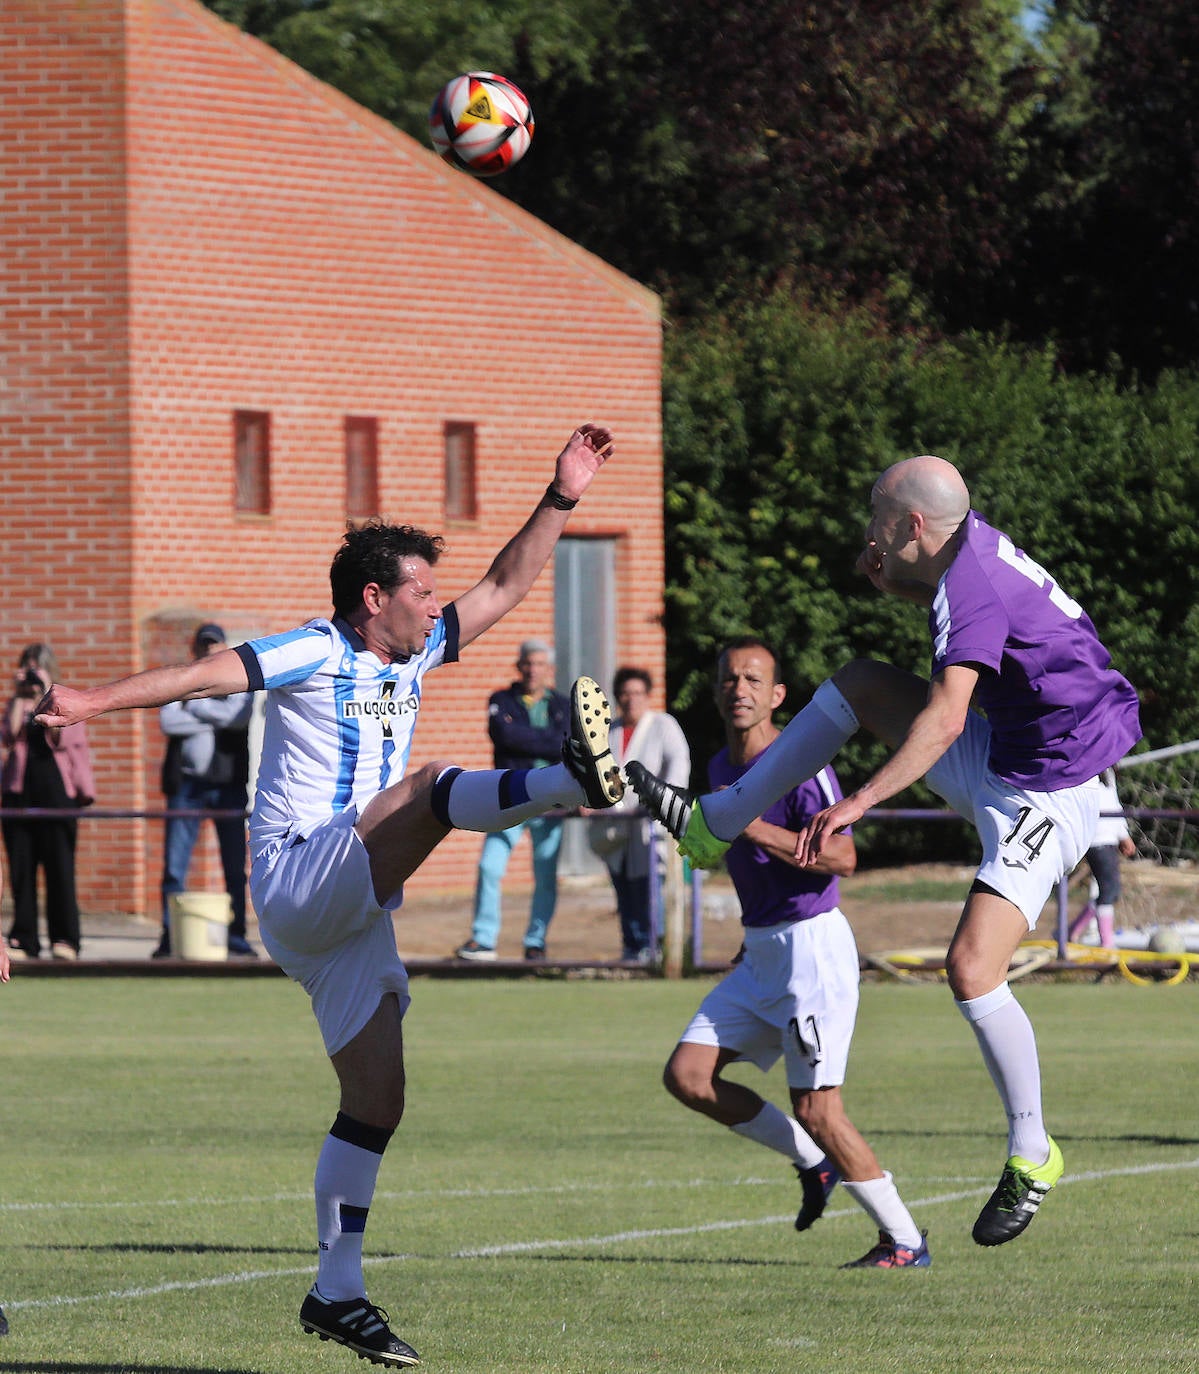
[
  {"xmin": 1089, "ymin": 741, "xmax": 1199, "ymax": 945},
  {"xmin": 1115, "ymin": 739, "xmax": 1199, "ymax": 867}
]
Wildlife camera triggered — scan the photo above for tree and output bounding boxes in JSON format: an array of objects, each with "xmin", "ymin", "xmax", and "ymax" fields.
[
  {"xmin": 511, "ymin": 0, "xmax": 1044, "ymax": 320},
  {"xmin": 662, "ymin": 287, "xmax": 1199, "ymax": 820},
  {"xmin": 1007, "ymin": 0, "xmax": 1199, "ymax": 375}
]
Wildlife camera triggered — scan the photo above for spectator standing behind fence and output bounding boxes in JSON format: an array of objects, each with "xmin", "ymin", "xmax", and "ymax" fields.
[
  {"xmin": 456, "ymin": 640, "xmax": 569, "ymax": 961},
  {"xmin": 155, "ymin": 623, "xmax": 256, "ymax": 959},
  {"xmin": 1068, "ymin": 767, "xmax": 1136, "ymax": 950},
  {"xmin": 1, "ymin": 643, "xmax": 94, "ymax": 961},
  {"xmin": 587, "ymin": 667, "xmax": 690, "ymax": 962},
  {"xmin": 663, "ymin": 637, "xmax": 928, "ymax": 1268}
]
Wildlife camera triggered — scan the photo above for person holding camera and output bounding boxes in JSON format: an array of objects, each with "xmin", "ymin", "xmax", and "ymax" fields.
[{"xmin": 2, "ymin": 643, "xmax": 95, "ymax": 960}]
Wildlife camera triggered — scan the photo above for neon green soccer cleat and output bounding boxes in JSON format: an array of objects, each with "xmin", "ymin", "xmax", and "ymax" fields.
[
  {"xmin": 625, "ymin": 762, "xmax": 730, "ymax": 868},
  {"xmin": 973, "ymin": 1135, "xmax": 1064, "ymax": 1246}
]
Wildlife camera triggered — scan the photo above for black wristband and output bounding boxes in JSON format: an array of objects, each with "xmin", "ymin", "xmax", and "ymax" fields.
[{"xmin": 544, "ymin": 483, "xmax": 579, "ymax": 511}]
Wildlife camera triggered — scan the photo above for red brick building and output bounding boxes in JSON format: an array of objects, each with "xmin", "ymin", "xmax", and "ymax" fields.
[{"xmin": 0, "ymin": 0, "xmax": 663, "ymax": 916}]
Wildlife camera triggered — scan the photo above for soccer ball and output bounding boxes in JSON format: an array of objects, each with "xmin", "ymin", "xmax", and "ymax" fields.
[{"xmin": 428, "ymin": 72, "xmax": 534, "ymax": 177}]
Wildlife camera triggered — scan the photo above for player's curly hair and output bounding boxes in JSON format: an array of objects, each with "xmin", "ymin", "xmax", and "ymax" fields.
[{"xmin": 329, "ymin": 519, "xmax": 447, "ymax": 616}]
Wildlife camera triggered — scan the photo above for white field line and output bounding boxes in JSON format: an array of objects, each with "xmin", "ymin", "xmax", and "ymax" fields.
[{"xmin": 7, "ymin": 1157, "xmax": 1198, "ymax": 1313}]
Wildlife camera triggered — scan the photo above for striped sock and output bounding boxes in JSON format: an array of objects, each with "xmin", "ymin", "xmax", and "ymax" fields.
[{"xmin": 314, "ymin": 1112, "xmax": 393, "ymax": 1301}]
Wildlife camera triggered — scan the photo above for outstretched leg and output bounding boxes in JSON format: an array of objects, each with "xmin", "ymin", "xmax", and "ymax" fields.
[{"xmin": 630, "ymin": 661, "xmax": 929, "ymax": 865}]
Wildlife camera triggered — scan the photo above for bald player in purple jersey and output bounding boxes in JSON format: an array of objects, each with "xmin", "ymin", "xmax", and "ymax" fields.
[{"xmin": 630, "ymin": 455, "xmax": 1141, "ymax": 1248}]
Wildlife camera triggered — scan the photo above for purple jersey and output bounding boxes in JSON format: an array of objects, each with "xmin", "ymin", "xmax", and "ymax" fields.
[
  {"xmin": 930, "ymin": 512, "xmax": 1141, "ymax": 789},
  {"xmin": 709, "ymin": 749, "xmax": 845, "ymax": 927}
]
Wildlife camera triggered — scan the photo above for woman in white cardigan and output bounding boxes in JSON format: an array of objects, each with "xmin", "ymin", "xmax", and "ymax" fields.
[{"xmin": 589, "ymin": 667, "xmax": 691, "ymax": 960}]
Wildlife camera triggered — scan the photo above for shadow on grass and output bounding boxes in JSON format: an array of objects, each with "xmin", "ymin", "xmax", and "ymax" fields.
[
  {"xmin": 526, "ymin": 1253, "xmax": 802, "ymax": 1267},
  {"xmin": 864, "ymin": 1127, "xmax": 1199, "ymax": 1147},
  {"xmin": 32, "ymin": 1243, "xmax": 311, "ymax": 1256},
  {"xmin": 0, "ymin": 1366, "xmax": 265, "ymax": 1374}
]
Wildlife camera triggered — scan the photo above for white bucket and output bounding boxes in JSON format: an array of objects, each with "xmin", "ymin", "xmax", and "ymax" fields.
[{"xmin": 168, "ymin": 892, "xmax": 233, "ymax": 962}]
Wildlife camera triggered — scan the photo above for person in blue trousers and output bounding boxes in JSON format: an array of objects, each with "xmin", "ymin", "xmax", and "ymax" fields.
[
  {"xmin": 155, "ymin": 622, "xmax": 257, "ymax": 958},
  {"xmin": 456, "ymin": 640, "xmax": 569, "ymax": 960}
]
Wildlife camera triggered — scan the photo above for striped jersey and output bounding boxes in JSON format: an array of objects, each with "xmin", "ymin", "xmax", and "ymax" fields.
[{"xmin": 234, "ymin": 608, "xmax": 459, "ymax": 865}]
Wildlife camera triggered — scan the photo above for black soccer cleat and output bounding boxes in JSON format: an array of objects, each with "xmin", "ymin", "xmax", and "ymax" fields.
[
  {"xmin": 300, "ymin": 1288, "xmax": 420, "ymax": 1367},
  {"xmin": 973, "ymin": 1136, "xmax": 1063, "ymax": 1246},
  {"xmin": 795, "ymin": 1156, "xmax": 841, "ymax": 1232},
  {"xmin": 0, "ymin": 1304, "xmax": 8, "ymax": 1336},
  {"xmin": 624, "ymin": 761, "xmax": 695, "ymax": 840},
  {"xmin": 564, "ymin": 677, "xmax": 624, "ymax": 808}
]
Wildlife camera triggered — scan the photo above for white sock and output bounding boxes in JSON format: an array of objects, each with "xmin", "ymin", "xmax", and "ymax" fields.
[
  {"xmin": 314, "ymin": 1115, "xmax": 391, "ymax": 1300},
  {"xmin": 439, "ymin": 763, "xmax": 582, "ymax": 831},
  {"xmin": 730, "ymin": 1101, "xmax": 826, "ymax": 1169},
  {"xmin": 840, "ymin": 1172, "xmax": 922, "ymax": 1249},
  {"xmin": 956, "ymin": 983, "xmax": 1048, "ymax": 1162},
  {"xmin": 701, "ymin": 680, "xmax": 858, "ymax": 840}
]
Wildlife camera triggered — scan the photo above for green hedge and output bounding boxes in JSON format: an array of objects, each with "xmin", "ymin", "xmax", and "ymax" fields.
[{"xmin": 662, "ymin": 294, "xmax": 1199, "ymax": 861}]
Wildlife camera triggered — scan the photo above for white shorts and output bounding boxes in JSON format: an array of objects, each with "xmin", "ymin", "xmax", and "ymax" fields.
[
  {"xmin": 679, "ymin": 910, "xmax": 860, "ymax": 1090},
  {"xmin": 925, "ymin": 711, "xmax": 1103, "ymax": 929},
  {"xmin": 251, "ymin": 807, "xmax": 411, "ymax": 1057}
]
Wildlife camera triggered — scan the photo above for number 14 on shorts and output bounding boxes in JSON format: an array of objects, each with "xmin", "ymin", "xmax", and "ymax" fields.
[{"xmin": 1000, "ymin": 805, "xmax": 1055, "ymax": 870}]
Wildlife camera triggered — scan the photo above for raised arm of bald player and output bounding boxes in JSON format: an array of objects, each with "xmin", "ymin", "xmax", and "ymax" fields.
[
  {"xmin": 793, "ymin": 665, "xmax": 980, "ymax": 866},
  {"xmin": 33, "ymin": 648, "xmax": 252, "ymax": 730},
  {"xmin": 452, "ymin": 424, "xmax": 614, "ymax": 649}
]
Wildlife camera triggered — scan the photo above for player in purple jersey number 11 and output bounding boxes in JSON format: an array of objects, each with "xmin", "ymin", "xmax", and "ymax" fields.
[{"xmin": 630, "ymin": 453, "xmax": 1141, "ymax": 1249}]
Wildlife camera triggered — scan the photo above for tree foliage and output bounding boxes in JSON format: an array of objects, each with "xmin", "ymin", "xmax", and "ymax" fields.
[
  {"xmin": 662, "ymin": 290, "xmax": 1199, "ymax": 822},
  {"xmin": 1004, "ymin": 0, "xmax": 1199, "ymax": 375},
  {"xmin": 514, "ymin": 0, "xmax": 1043, "ymax": 320}
]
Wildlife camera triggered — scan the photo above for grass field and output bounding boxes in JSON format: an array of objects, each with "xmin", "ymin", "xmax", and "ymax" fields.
[{"xmin": 1, "ymin": 975, "xmax": 1195, "ymax": 1373}]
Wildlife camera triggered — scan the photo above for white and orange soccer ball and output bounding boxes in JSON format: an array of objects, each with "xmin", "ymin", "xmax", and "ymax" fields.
[{"xmin": 428, "ymin": 71, "xmax": 534, "ymax": 177}]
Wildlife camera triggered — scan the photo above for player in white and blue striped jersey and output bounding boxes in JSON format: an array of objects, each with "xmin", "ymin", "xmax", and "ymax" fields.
[{"xmin": 36, "ymin": 423, "xmax": 623, "ymax": 1369}]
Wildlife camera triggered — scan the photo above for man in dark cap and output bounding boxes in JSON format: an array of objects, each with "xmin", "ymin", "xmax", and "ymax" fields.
[{"xmin": 156, "ymin": 621, "xmax": 256, "ymax": 957}]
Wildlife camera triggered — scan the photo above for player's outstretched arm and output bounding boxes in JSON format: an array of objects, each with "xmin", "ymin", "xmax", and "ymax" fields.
[
  {"xmin": 34, "ymin": 649, "xmax": 252, "ymax": 729},
  {"xmin": 454, "ymin": 424, "xmax": 614, "ymax": 649}
]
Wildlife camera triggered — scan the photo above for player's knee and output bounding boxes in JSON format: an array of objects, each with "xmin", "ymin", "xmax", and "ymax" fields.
[
  {"xmin": 792, "ymin": 1085, "xmax": 842, "ymax": 1137},
  {"xmin": 830, "ymin": 658, "xmax": 878, "ymax": 710},
  {"xmin": 662, "ymin": 1056, "xmax": 710, "ymax": 1107},
  {"xmin": 944, "ymin": 945, "xmax": 999, "ymax": 1001}
]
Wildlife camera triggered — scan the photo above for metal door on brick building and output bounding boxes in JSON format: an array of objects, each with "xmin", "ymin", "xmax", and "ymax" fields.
[{"xmin": 554, "ymin": 537, "xmax": 616, "ymax": 876}]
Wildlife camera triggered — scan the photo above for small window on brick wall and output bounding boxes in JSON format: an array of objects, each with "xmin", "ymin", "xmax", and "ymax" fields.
[
  {"xmin": 345, "ymin": 417, "xmax": 379, "ymax": 520},
  {"xmin": 444, "ymin": 421, "xmax": 477, "ymax": 520},
  {"xmin": 234, "ymin": 410, "xmax": 271, "ymax": 514}
]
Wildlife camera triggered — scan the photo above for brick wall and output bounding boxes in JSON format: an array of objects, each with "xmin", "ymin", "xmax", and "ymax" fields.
[{"xmin": 1, "ymin": 0, "xmax": 664, "ymax": 918}]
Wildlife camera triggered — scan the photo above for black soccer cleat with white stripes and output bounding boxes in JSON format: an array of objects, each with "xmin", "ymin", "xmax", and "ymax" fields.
[
  {"xmin": 624, "ymin": 761, "xmax": 694, "ymax": 839},
  {"xmin": 300, "ymin": 1288, "xmax": 420, "ymax": 1367}
]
